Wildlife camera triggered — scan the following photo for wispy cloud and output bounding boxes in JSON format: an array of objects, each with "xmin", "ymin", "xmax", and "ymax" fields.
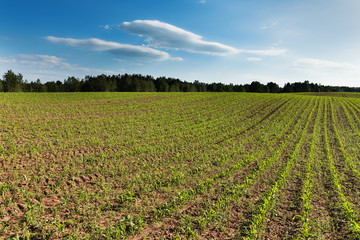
[
  {"xmin": 112, "ymin": 58, "xmax": 144, "ymax": 66},
  {"xmin": 261, "ymin": 22, "xmax": 277, "ymax": 30},
  {"xmin": 0, "ymin": 35, "xmax": 11, "ymax": 41},
  {"xmin": 0, "ymin": 54, "xmax": 118, "ymax": 80},
  {"xmin": 245, "ymin": 57, "xmax": 262, "ymax": 62},
  {"xmin": 294, "ymin": 58, "xmax": 360, "ymax": 71},
  {"xmin": 293, "ymin": 58, "xmax": 360, "ymax": 87},
  {"xmin": 240, "ymin": 48, "xmax": 286, "ymax": 56},
  {"xmin": 0, "ymin": 54, "xmax": 68, "ymax": 69},
  {"xmin": 118, "ymin": 20, "xmax": 286, "ymax": 57},
  {"xmin": 100, "ymin": 24, "xmax": 111, "ymax": 30},
  {"xmin": 118, "ymin": 20, "xmax": 239, "ymax": 56},
  {"xmin": 45, "ymin": 36, "xmax": 182, "ymax": 61},
  {"xmin": 18, "ymin": 54, "xmax": 72, "ymax": 69}
]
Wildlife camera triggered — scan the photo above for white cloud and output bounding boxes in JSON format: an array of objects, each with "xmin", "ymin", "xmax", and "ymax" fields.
[
  {"xmin": 245, "ymin": 57, "xmax": 262, "ymax": 62},
  {"xmin": 112, "ymin": 58, "xmax": 144, "ymax": 66},
  {"xmin": 99, "ymin": 24, "xmax": 112, "ymax": 30},
  {"xmin": 45, "ymin": 36, "xmax": 182, "ymax": 61},
  {"xmin": 118, "ymin": 20, "xmax": 287, "ymax": 57},
  {"xmin": 118, "ymin": 20, "xmax": 239, "ymax": 56},
  {"xmin": 112, "ymin": 58, "xmax": 125, "ymax": 63},
  {"xmin": 240, "ymin": 48, "xmax": 287, "ymax": 56},
  {"xmin": 261, "ymin": 22, "xmax": 277, "ymax": 30},
  {"xmin": 10, "ymin": 54, "xmax": 115, "ymax": 73},
  {"xmin": 1, "ymin": 54, "xmax": 67, "ymax": 69},
  {"xmin": 294, "ymin": 58, "xmax": 360, "ymax": 71},
  {"xmin": 0, "ymin": 54, "xmax": 118, "ymax": 81},
  {"xmin": 293, "ymin": 58, "xmax": 360, "ymax": 87},
  {"xmin": 17, "ymin": 54, "xmax": 69, "ymax": 69}
]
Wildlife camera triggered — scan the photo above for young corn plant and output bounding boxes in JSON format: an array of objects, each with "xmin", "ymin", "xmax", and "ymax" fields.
[
  {"xmin": 243, "ymin": 97, "xmax": 317, "ymax": 239},
  {"xmin": 324, "ymin": 99, "xmax": 360, "ymax": 238}
]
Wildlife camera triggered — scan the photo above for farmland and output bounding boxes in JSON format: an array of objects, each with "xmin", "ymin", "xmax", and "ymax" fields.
[{"xmin": 0, "ymin": 92, "xmax": 359, "ymax": 239}]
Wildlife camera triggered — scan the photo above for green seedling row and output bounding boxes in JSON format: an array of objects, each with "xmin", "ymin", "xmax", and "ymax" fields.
[
  {"xmin": 324, "ymin": 98, "xmax": 360, "ymax": 238},
  {"xmin": 0, "ymin": 92, "xmax": 359, "ymax": 239}
]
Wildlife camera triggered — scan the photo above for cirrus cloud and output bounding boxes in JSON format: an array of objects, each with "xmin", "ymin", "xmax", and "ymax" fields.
[{"xmin": 45, "ymin": 36, "xmax": 182, "ymax": 61}]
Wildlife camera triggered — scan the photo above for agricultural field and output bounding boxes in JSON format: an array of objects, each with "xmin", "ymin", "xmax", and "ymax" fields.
[{"xmin": 0, "ymin": 92, "xmax": 359, "ymax": 239}]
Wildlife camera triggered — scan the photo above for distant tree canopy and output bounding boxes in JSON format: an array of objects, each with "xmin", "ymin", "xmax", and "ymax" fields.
[
  {"xmin": 0, "ymin": 70, "xmax": 359, "ymax": 93},
  {"xmin": 2, "ymin": 70, "xmax": 24, "ymax": 92}
]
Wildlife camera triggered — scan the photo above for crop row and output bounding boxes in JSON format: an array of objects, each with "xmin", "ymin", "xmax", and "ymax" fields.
[{"xmin": 1, "ymin": 92, "xmax": 360, "ymax": 239}]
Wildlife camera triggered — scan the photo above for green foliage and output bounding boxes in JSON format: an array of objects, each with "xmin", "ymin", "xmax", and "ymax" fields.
[
  {"xmin": 3, "ymin": 70, "xmax": 23, "ymax": 92},
  {"xmin": 2, "ymin": 69, "xmax": 360, "ymax": 93}
]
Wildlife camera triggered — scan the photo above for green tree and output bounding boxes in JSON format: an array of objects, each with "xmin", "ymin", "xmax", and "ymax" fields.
[
  {"xmin": 267, "ymin": 82, "xmax": 280, "ymax": 93},
  {"xmin": 193, "ymin": 80, "xmax": 207, "ymax": 92},
  {"xmin": 233, "ymin": 84, "xmax": 245, "ymax": 92},
  {"xmin": 169, "ymin": 82, "xmax": 180, "ymax": 92},
  {"xmin": 3, "ymin": 70, "xmax": 23, "ymax": 92},
  {"xmin": 301, "ymin": 80, "xmax": 311, "ymax": 92},
  {"xmin": 282, "ymin": 83, "xmax": 294, "ymax": 93},
  {"xmin": 155, "ymin": 77, "xmax": 169, "ymax": 92},
  {"xmin": 64, "ymin": 76, "xmax": 81, "ymax": 92},
  {"xmin": 142, "ymin": 78, "xmax": 156, "ymax": 92},
  {"xmin": 249, "ymin": 81, "xmax": 265, "ymax": 93},
  {"xmin": 45, "ymin": 81, "xmax": 59, "ymax": 92}
]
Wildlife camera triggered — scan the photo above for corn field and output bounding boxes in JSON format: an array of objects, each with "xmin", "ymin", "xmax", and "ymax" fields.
[{"xmin": 0, "ymin": 92, "xmax": 359, "ymax": 239}]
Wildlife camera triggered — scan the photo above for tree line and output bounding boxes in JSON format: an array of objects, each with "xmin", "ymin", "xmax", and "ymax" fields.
[{"xmin": 1, "ymin": 70, "xmax": 359, "ymax": 93}]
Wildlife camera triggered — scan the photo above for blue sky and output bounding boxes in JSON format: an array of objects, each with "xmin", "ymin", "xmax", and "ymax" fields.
[{"xmin": 1, "ymin": 0, "xmax": 360, "ymax": 87}]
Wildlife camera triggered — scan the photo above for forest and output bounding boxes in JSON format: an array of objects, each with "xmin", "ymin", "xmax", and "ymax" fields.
[{"xmin": 1, "ymin": 69, "xmax": 359, "ymax": 93}]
